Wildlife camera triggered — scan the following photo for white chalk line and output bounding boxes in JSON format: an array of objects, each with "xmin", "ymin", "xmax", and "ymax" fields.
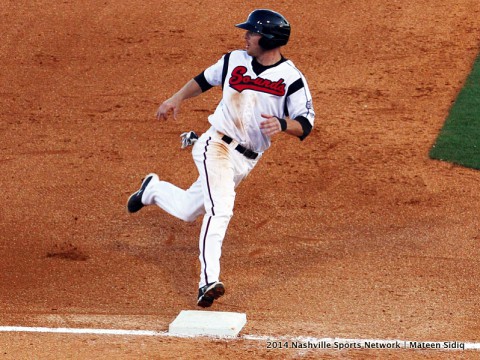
[{"xmin": 0, "ymin": 326, "xmax": 479, "ymax": 351}]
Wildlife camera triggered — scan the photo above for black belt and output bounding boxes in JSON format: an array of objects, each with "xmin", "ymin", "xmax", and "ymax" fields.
[{"xmin": 221, "ymin": 135, "xmax": 258, "ymax": 160}]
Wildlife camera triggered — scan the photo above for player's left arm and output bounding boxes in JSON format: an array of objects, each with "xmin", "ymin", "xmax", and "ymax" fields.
[
  {"xmin": 260, "ymin": 73, "xmax": 315, "ymax": 139},
  {"xmin": 259, "ymin": 114, "xmax": 307, "ymax": 138}
]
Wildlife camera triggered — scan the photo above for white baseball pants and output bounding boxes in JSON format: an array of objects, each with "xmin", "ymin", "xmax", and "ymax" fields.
[{"xmin": 141, "ymin": 127, "xmax": 260, "ymax": 288}]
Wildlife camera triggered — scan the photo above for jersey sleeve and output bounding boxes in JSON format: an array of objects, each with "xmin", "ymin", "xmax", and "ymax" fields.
[
  {"xmin": 285, "ymin": 73, "xmax": 315, "ymax": 139},
  {"xmin": 203, "ymin": 53, "xmax": 229, "ymax": 87}
]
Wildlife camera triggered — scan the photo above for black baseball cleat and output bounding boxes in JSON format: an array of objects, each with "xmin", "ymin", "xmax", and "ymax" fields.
[
  {"xmin": 126, "ymin": 173, "xmax": 158, "ymax": 213},
  {"xmin": 197, "ymin": 281, "xmax": 225, "ymax": 308}
]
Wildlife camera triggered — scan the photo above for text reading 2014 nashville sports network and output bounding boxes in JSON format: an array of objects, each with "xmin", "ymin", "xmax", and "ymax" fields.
[{"xmin": 266, "ymin": 341, "xmax": 466, "ymax": 350}]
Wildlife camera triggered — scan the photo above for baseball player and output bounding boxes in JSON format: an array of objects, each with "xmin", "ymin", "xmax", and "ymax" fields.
[{"xmin": 127, "ymin": 9, "xmax": 315, "ymax": 308}]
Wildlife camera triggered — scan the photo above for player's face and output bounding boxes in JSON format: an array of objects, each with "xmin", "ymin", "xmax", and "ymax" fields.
[{"xmin": 244, "ymin": 31, "xmax": 262, "ymax": 57}]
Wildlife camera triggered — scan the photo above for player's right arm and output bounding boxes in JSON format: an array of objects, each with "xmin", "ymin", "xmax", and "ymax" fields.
[
  {"xmin": 156, "ymin": 53, "xmax": 226, "ymax": 120},
  {"xmin": 156, "ymin": 79, "xmax": 203, "ymax": 120}
]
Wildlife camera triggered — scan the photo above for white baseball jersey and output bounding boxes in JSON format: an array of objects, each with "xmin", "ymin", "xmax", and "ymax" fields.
[{"xmin": 198, "ymin": 50, "xmax": 315, "ymax": 152}]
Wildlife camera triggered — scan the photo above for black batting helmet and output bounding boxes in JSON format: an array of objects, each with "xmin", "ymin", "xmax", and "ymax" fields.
[{"xmin": 235, "ymin": 9, "xmax": 291, "ymax": 50}]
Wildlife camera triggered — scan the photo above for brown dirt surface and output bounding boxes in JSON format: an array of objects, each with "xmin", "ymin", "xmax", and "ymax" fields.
[{"xmin": 1, "ymin": 0, "xmax": 480, "ymax": 359}]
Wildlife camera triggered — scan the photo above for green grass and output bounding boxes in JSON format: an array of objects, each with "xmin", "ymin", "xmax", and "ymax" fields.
[{"xmin": 429, "ymin": 52, "xmax": 480, "ymax": 169}]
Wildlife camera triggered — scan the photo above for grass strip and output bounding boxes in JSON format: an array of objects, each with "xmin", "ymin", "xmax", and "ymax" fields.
[{"xmin": 430, "ymin": 53, "xmax": 480, "ymax": 169}]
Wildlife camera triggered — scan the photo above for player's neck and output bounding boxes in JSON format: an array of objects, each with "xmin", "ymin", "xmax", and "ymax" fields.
[{"xmin": 255, "ymin": 49, "xmax": 282, "ymax": 66}]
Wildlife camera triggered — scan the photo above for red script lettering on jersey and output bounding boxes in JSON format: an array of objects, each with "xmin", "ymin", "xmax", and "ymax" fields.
[{"xmin": 229, "ymin": 66, "xmax": 286, "ymax": 96}]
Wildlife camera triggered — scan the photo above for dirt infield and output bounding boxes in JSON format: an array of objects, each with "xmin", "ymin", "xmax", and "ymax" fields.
[{"xmin": 1, "ymin": 0, "xmax": 480, "ymax": 358}]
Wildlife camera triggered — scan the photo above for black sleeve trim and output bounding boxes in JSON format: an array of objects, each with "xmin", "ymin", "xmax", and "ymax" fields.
[
  {"xmin": 221, "ymin": 52, "xmax": 231, "ymax": 90},
  {"xmin": 287, "ymin": 78, "xmax": 304, "ymax": 97},
  {"xmin": 283, "ymin": 78, "xmax": 305, "ymax": 116},
  {"xmin": 294, "ymin": 116, "xmax": 312, "ymax": 141},
  {"xmin": 193, "ymin": 72, "xmax": 213, "ymax": 92}
]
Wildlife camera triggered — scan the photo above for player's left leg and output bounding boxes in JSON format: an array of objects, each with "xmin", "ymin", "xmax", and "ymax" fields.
[
  {"xmin": 192, "ymin": 129, "xmax": 260, "ymax": 306},
  {"xmin": 192, "ymin": 134, "xmax": 236, "ymax": 290}
]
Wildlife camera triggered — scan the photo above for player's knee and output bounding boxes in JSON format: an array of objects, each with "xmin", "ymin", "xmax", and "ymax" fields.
[
  {"xmin": 178, "ymin": 207, "xmax": 205, "ymax": 222},
  {"xmin": 180, "ymin": 213, "xmax": 199, "ymax": 223}
]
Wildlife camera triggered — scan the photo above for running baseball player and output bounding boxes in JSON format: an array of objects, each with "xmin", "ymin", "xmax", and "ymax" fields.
[{"xmin": 127, "ymin": 9, "xmax": 315, "ymax": 308}]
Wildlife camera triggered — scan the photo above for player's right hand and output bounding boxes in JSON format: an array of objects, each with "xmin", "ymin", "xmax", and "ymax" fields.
[{"xmin": 156, "ymin": 98, "xmax": 180, "ymax": 120}]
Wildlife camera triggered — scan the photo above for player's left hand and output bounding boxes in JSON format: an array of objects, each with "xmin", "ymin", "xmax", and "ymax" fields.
[{"xmin": 259, "ymin": 114, "xmax": 283, "ymax": 137}]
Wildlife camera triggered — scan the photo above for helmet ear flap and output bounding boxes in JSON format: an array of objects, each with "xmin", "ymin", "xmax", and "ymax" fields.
[{"xmin": 259, "ymin": 36, "xmax": 277, "ymax": 50}]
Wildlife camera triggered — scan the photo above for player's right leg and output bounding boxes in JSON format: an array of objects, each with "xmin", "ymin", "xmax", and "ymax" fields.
[
  {"xmin": 126, "ymin": 173, "xmax": 205, "ymax": 222},
  {"xmin": 143, "ymin": 177, "xmax": 205, "ymax": 222},
  {"xmin": 126, "ymin": 173, "xmax": 158, "ymax": 214}
]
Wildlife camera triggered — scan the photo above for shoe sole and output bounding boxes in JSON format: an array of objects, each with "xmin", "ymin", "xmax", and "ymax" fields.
[
  {"xmin": 126, "ymin": 173, "xmax": 158, "ymax": 213},
  {"xmin": 197, "ymin": 282, "xmax": 225, "ymax": 308}
]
